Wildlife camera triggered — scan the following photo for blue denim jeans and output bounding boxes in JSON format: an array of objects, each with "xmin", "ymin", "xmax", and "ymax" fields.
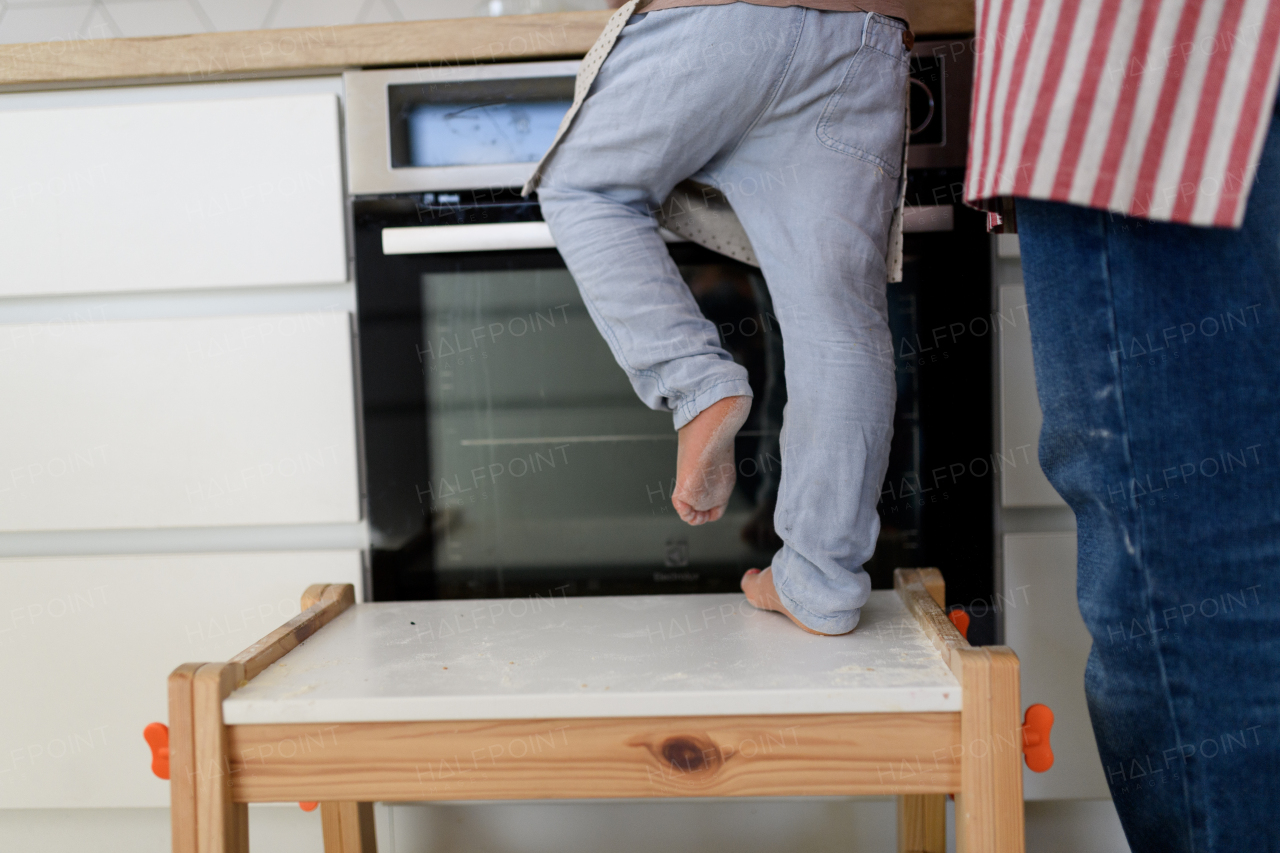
[
  {"xmin": 1018, "ymin": 111, "xmax": 1280, "ymax": 850},
  {"xmin": 537, "ymin": 4, "xmax": 908, "ymax": 633}
]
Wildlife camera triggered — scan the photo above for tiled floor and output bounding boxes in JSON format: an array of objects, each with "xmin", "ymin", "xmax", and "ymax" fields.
[{"xmin": 0, "ymin": 0, "xmax": 610, "ymax": 44}]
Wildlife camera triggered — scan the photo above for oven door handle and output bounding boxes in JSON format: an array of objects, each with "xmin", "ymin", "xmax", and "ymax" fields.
[
  {"xmin": 381, "ymin": 221, "xmax": 685, "ymax": 255},
  {"xmin": 382, "ymin": 205, "xmax": 950, "ymax": 256}
]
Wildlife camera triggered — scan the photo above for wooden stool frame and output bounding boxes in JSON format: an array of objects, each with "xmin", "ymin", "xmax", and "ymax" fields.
[{"xmin": 167, "ymin": 569, "xmax": 1024, "ymax": 853}]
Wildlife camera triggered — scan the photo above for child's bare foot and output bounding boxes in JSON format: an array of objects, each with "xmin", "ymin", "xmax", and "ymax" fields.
[
  {"xmin": 672, "ymin": 395, "xmax": 751, "ymax": 525},
  {"xmin": 740, "ymin": 567, "xmax": 851, "ymax": 636}
]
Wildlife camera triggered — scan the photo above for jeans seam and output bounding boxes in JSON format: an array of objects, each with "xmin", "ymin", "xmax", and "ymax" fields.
[
  {"xmin": 567, "ymin": 252, "xmax": 686, "ymax": 406},
  {"xmin": 863, "ymin": 42, "xmax": 908, "ymax": 63},
  {"xmin": 814, "ymin": 14, "xmax": 903, "ymax": 176},
  {"xmin": 867, "ymin": 12, "xmax": 906, "ymax": 31},
  {"xmin": 577, "ymin": 270, "xmax": 742, "ymax": 417},
  {"xmin": 1100, "ymin": 213, "xmax": 1198, "ymax": 852},
  {"xmin": 773, "ymin": 570, "xmax": 843, "ymax": 628},
  {"xmin": 716, "ymin": 7, "xmax": 808, "ymax": 169}
]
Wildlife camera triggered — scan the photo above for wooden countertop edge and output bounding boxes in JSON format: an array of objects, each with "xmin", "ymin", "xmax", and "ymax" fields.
[
  {"xmin": 0, "ymin": 11, "xmax": 611, "ymax": 88},
  {"xmin": 0, "ymin": 2, "xmax": 972, "ymax": 89}
]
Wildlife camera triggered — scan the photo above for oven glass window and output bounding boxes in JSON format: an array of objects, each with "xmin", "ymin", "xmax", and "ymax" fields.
[
  {"xmin": 356, "ymin": 195, "xmax": 992, "ymax": 608},
  {"xmin": 418, "ymin": 258, "xmax": 785, "ymax": 596}
]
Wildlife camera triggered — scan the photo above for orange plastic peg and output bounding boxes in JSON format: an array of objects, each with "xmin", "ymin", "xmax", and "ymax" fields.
[
  {"xmin": 143, "ymin": 722, "xmax": 170, "ymax": 780},
  {"xmin": 300, "ymin": 802, "xmax": 319, "ymax": 812},
  {"xmin": 1022, "ymin": 703, "xmax": 1055, "ymax": 772},
  {"xmin": 948, "ymin": 608, "xmax": 970, "ymax": 640}
]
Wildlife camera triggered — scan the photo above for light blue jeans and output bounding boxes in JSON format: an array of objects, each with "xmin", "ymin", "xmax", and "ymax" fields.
[{"xmin": 537, "ymin": 4, "xmax": 907, "ymax": 633}]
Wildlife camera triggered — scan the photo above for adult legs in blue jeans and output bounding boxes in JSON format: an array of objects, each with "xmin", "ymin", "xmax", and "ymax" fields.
[
  {"xmin": 537, "ymin": 4, "xmax": 906, "ymax": 634},
  {"xmin": 1018, "ymin": 109, "xmax": 1280, "ymax": 851}
]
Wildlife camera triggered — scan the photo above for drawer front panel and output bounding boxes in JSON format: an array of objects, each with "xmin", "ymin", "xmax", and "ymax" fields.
[
  {"xmin": 0, "ymin": 312, "xmax": 360, "ymax": 530},
  {"xmin": 0, "ymin": 93, "xmax": 346, "ymax": 297}
]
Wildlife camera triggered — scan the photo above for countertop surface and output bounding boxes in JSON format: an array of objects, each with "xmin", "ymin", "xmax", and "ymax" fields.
[
  {"xmin": 222, "ymin": 589, "xmax": 961, "ymax": 724},
  {"xmin": 0, "ymin": 3, "xmax": 973, "ymax": 89}
]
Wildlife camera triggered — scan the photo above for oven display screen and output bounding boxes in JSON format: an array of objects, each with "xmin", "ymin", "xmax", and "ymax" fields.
[{"xmin": 406, "ymin": 100, "xmax": 572, "ymax": 168}]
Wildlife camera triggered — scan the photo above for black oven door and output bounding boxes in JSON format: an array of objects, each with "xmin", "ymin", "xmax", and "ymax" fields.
[{"xmin": 354, "ymin": 193, "xmax": 991, "ymax": 609}]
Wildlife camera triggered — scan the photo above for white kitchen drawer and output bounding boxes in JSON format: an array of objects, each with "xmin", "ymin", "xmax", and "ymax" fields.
[
  {"xmin": 0, "ymin": 93, "xmax": 345, "ymax": 297},
  {"xmin": 1003, "ymin": 532, "xmax": 1107, "ymax": 799},
  {"xmin": 0, "ymin": 550, "xmax": 362, "ymax": 809},
  {"xmin": 0, "ymin": 312, "xmax": 360, "ymax": 531},
  {"xmin": 998, "ymin": 285, "xmax": 1066, "ymax": 507}
]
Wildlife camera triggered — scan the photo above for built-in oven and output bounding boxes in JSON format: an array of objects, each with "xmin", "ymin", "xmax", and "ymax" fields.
[{"xmin": 345, "ymin": 41, "xmax": 993, "ymax": 627}]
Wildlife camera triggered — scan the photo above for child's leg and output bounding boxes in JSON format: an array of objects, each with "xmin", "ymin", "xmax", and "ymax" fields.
[
  {"xmin": 741, "ymin": 568, "xmax": 852, "ymax": 636},
  {"xmin": 537, "ymin": 174, "xmax": 756, "ymax": 520},
  {"xmin": 673, "ymin": 395, "xmax": 753, "ymax": 525},
  {"xmin": 717, "ymin": 11, "xmax": 910, "ymax": 634},
  {"xmin": 536, "ymin": 7, "xmax": 810, "ymax": 518}
]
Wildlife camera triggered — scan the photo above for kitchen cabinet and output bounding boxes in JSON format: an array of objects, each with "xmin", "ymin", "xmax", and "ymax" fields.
[
  {"xmin": 0, "ymin": 311, "xmax": 361, "ymax": 531},
  {"xmin": 1003, "ymin": 532, "xmax": 1108, "ymax": 799},
  {"xmin": 998, "ymin": 284, "xmax": 1066, "ymax": 508},
  {"xmin": 0, "ymin": 550, "xmax": 362, "ymax": 808},
  {"xmin": 0, "ymin": 93, "xmax": 346, "ymax": 298}
]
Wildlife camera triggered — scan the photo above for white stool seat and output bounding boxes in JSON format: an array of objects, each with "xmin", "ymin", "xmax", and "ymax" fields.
[{"xmin": 222, "ymin": 590, "xmax": 960, "ymax": 724}]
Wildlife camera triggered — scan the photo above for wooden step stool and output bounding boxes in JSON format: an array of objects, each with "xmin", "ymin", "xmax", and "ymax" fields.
[{"xmin": 162, "ymin": 568, "xmax": 1026, "ymax": 852}]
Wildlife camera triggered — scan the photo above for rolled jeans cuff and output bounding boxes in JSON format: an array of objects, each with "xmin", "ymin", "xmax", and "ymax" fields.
[
  {"xmin": 671, "ymin": 376, "xmax": 754, "ymax": 431},
  {"xmin": 771, "ymin": 547, "xmax": 869, "ymax": 634}
]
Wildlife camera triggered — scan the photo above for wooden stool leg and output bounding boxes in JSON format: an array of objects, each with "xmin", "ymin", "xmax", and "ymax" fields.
[
  {"xmin": 321, "ymin": 802, "xmax": 377, "ymax": 853},
  {"xmin": 898, "ymin": 794, "xmax": 946, "ymax": 853},
  {"xmin": 169, "ymin": 663, "xmax": 204, "ymax": 853},
  {"xmin": 954, "ymin": 647, "xmax": 1025, "ymax": 853},
  {"xmin": 193, "ymin": 662, "xmax": 249, "ymax": 853}
]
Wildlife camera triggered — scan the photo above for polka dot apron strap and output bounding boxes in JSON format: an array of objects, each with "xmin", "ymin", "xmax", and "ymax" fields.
[
  {"xmin": 886, "ymin": 80, "xmax": 910, "ymax": 284},
  {"xmin": 521, "ymin": 0, "xmax": 645, "ymax": 197}
]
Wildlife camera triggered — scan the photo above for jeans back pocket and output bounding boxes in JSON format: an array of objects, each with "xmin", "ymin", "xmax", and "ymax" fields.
[{"xmin": 816, "ymin": 20, "xmax": 909, "ymax": 177}]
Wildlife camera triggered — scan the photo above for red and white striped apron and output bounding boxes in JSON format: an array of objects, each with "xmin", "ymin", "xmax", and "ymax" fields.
[{"xmin": 965, "ymin": 0, "xmax": 1280, "ymax": 227}]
